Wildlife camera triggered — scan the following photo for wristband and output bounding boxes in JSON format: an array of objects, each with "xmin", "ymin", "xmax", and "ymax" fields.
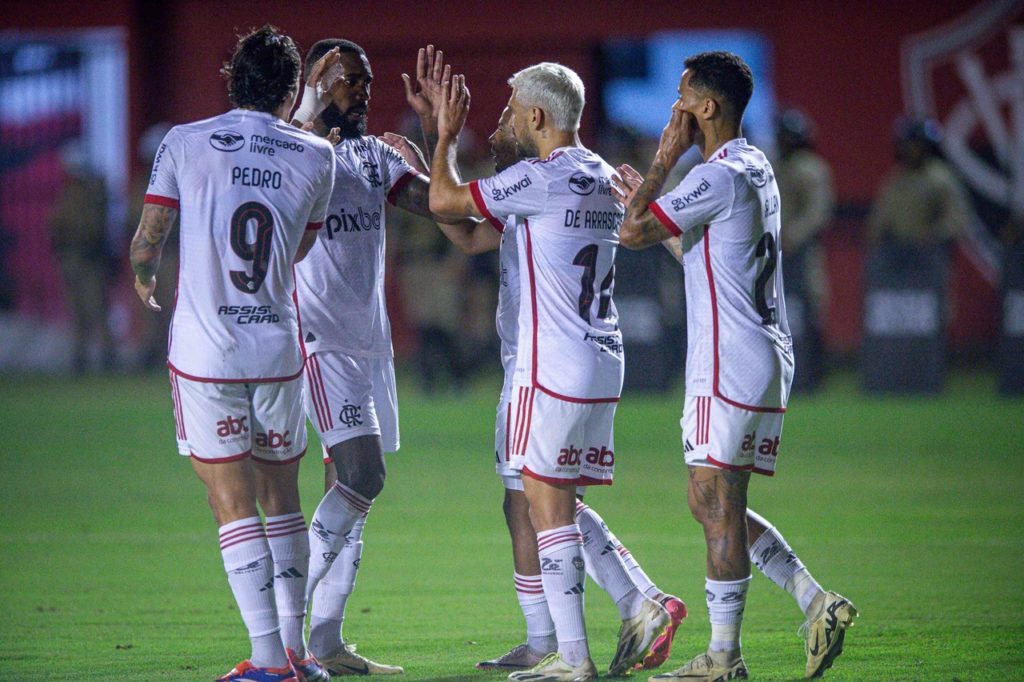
[{"xmin": 292, "ymin": 85, "xmax": 325, "ymax": 124}]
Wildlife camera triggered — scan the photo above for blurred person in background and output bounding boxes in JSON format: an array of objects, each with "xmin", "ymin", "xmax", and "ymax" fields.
[
  {"xmin": 867, "ymin": 119, "xmax": 968, "ymax": 282},
  {"xmin": 775, "ymin": 109, "xmax": 834, "ymax": 387},
  {"xmin": 128, "ymin": 123, "xmax": 176, "ymax": 368},
  {"xmin": 49, "ymin": 140, "xmax": 116, "ymax": 373}
]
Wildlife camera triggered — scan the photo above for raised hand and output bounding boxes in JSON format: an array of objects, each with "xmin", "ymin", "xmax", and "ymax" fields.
[
  {"xmin": 293, "ymin": 47, "xmax": 342, "ymax": 124},
  {"xmin": 379, "ymin": 132, "xmax": 429, "ymax": 174},
  {"xmin": 402, "ymin": 45, "xmax": 449, "ymax": 121},
  {"xmin": 437, "ymin": 73, "xmax": 470, "ymax": 140},
  {"xmin": 657, "ymin": 108, "xmax": 695, "ymax": 165},
  {"xmin": 611, "ymin": 163, "xmax": 644, "ymax": 207}
]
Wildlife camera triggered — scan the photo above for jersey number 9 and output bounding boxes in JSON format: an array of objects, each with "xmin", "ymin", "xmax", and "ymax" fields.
[{"xmin": 229, "ymin": 201, "xmax": 274, "ymax": 294}]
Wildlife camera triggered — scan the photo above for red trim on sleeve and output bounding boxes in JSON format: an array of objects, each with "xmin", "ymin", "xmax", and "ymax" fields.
[
  {"xmin": 386, "ymin": 169, "xmax": 420, "ymax": 205},
  {"xmin": 144, "ymin": 194, "xmax": 179, "ymax": 209},
  {"xmin": 488, "ymin": 216, "xmax": 505, "ymax": 233},
  {"xmin": 469, "ymin": 180, "xmax": 500, "ymax": 224},
  {"xmin": 305, "ymin": 221, "xmax": 323, "ymax": 231},
  {"xmin": 649, "ymin": 201, "xmax": 681, "ymax": 237}
]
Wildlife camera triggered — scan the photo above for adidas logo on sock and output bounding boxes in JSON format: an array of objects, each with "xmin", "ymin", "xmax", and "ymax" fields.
[
  {"xmin": 563, "ymin": 582, "xmax": 585, "ymax": 595},
  {"xmin": 600, "ymin": 541, "xmax": 616, "ymax": 556},
  {"xmin": 258, "ymin": 567, "xmax": 304, "ymax": 592}
]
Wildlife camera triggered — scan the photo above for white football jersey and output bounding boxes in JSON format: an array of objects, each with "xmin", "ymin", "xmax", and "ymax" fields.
[
  {"xmin": 651, "ymin": 138, "xmax": 794, "ymax": 410},
  {"xmin": 493, "ymin": 214, "xmax": 521, "ymax": 375},
  {"xmin": 295, "ymin": 136, "xmax": 417, "ymax": 357},
  {"xmin": 146, "ymin": 109, "xmax": 335, "ymax": 382},
  {"xmin": 471, "ymin": 147, "xmax": 624, "ymax": 402}
]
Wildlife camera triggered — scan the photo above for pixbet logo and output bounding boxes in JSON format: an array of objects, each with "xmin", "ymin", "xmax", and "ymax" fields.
[
  {"xmin": 256, "ymin": 430, "xmax": 292, "ymax": 448},
  {"xmin": 325, "ymin": 208, "xmax": 383, "ymax": 238},
  {"xmin": 216, "ymin": 415, "xmax": 249, "ymax": 438}
]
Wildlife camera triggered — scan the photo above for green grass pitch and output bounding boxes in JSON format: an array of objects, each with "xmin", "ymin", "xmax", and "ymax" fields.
[{"xmin": 0, "ymin": 370, "xmax": 1021, "ymax": 680}]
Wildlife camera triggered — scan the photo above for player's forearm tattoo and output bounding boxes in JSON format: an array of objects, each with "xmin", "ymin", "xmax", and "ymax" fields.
[
  {"xmin": 402, "ymin": 180, "xmax": 431, "ymax": 217},
  {"xmin": 130, "ymin": 204, "xmax": 177, "ymax": 281}
]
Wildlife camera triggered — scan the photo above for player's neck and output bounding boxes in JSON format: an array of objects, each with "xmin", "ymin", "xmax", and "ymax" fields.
[
  {"xmin": 698, "ymin": 122, "xmax": 742, "ymax": 161},
  {"xmin": 535, "ymin": 129, "xmax": 581, "ymax": 160}
]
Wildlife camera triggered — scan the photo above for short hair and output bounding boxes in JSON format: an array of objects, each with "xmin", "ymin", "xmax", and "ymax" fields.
[
  {"xmin": 221, "ymin": 25, "xmax": 301, "ymax": 113},
  {"xmin": 305, "ymin": 39, "xmax": 367, "ymax": 78},
  {"xmin": 683, "ymin": 51, "xmax": 754, "ymax": 122},
  {"xmin": 507, "ymin": 62, "xmax": 585, "ymax": 132}
]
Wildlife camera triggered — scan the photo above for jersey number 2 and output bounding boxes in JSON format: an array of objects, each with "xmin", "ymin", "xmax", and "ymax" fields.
[
  {"xmin": 573, "ymin": 244, "xmax": 614, "ymax": 323},
  {"xmin": 229, "ymin": 201, "xmax": 273, "ymax": 294},
  {"xmin": 754, "ymin": 232, "xmax": 777, "ymax": 325}
]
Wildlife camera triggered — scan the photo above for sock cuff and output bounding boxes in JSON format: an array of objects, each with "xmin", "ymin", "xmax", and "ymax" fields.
[
  {"xmin": 706, "ymin": 576, "xmax": 753, "ymax": 589},
  {"xmin": 265, "ymin": 512, "xmax": 306, "ymax": 533},
  {"xmin": 514, "ymin": 572, "xmax": 545, "ymax": 596},
  {"xmin": 332, "ymin": 481, "xmax": 372, "ymax": 516},
  {"xmin": 219, "ymin": 517, "xmax": 266, "ymax": 551},
  {"xmin": 574, "ymin": 499, "xmax": 589, "ymax": 515},
  {"xmin": 536, "ymin": 524, "xmax": 583, "ymax": 554}
]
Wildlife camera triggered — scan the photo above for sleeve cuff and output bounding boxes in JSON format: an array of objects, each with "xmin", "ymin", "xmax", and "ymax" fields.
[
  {"xmin": 144, "ymin": 194, "xmax": 179, "ymax": 209},
  {"xmin": 386, "ymin": 169, "xmax": 420, "ymax": 205},
  {"xmin": 649, "ymin": 201, "xmax": 682, "ymax": 237},
  {"xmin": 469, "ymin": 180, "xmax": 499, "ymax": 224}
]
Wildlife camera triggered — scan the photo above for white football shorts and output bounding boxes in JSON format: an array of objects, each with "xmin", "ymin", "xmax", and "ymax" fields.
[
  {"xmin": 507, "ymin": 382, "xmax": 617, "ymax": 486},
  {"xmin": 169, "ymin": 371, "xmax": 308, "ymax": 464},
  {"xmin": 681, "ymin": 395, "xmax": 785, "ymax": 476},
  {"xmin": 303, "ymin": 351, "xmax": 400, "ymax": 460}
]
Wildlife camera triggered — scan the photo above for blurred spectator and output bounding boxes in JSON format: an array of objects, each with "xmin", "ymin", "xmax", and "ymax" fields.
[
  {"xmin": 393, "ymin": 215, "xmax": 468, "ymax": 393},
  {"xmin": 48, "ymin": 140, "xmax": 116, "ymax": 373},
  {"xmin": 128, "ymin": 123, "xmax": 176, "ymax": 368},
  {"xmin": 775, "ymin": 109, "xmax": 834, "ymax": 387},
  {"xmin": 868, "ymin": 119, "xmax": 968, "ymax": 250}
]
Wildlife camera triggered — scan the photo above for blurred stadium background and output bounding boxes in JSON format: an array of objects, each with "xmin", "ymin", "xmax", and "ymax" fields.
[{"xmin": 1, "ymin": 1, "xmax": 1023, "ymax": 679}]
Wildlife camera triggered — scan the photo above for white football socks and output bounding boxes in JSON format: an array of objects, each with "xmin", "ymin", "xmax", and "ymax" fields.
[
  {"xmin": 264, "ymin": 512, "xmax": 310, "ymax": 657},
  {"xmin": 705, "ymin": 576, "xmax": 750, "ymax": 655},
  {"xmin": 306, "ymin": 482, "xmax": 371, "ymax": 603},
  {"xmin": 308, "ymin": 516, "xmax": 365, "ymax": 657},
  {"xmin": 514, "ymin": 572, "xmax": 557, "ymax": 654},
  {"xmin": 536, "ymin": 524, "xmax": 590, "ymax": 666},
  {"xmin": 749, "ymin": 522, "xmax": 824, "ymax": 617},
  {"xmin": 218, "ymin": 517, "xmax": 288, "ymax": 669},
  {"xmin": 575, "ymin": 501, "xmax": 644, "ymax": 619}
]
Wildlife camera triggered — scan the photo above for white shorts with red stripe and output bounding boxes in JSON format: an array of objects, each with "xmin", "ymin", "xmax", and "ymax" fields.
[
  {"xmin": 169, "ymin": 371, "xmax": 308, "ymax": 464},
  {"xmin": 507, "ymin": 382, "xmax": 617, "ymax": 486},
  {"xmin": 303, "ymin": 351, "xmax": 399, "ymax": 459},
  {"xmin": 681, "ymin": 394, "xmax": 785, "ymax": 476}
]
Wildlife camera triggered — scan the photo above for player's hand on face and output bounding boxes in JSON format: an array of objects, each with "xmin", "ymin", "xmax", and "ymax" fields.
[
  {"xmin": 134, "ymin": 275, "xmax": 161, "ymax": 311},
  {"xmin": 379, "ymin": 132, "xmax": 429, "ymax": 174},
  {"xmin": 610, "ymin": 163, "xmax": 644, "ymax": 206},
  {"xmin": 402, "ymin": 45, "xmax": 449, "ymax": 121},
  {"xmin": 308, "ymin": 47, "xmax": 342, "ymax": 97},
  {"xmin": 437, "ymin": 74, "xmax": 470, "ymax": 140},
  {"xmin": 658, "ymin": 107, "xmax": 692, "ymax": 163}
]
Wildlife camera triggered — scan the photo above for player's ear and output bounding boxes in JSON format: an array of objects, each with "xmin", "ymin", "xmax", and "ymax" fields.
[
  {"xmin": 701, "ymin": 96, "xmax": 718, "ymax": 121},
  {"xmin": 531, "ymin": 106, "xmax": 544, "ymax": 132}
]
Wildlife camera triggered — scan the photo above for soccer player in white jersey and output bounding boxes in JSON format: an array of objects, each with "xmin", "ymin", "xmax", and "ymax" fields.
[
  {"xmin": 287, "ymin": 39, "xmax": 481, "ymax": 676},
  {"xmin": 397, "ymin": 98, "xmax": 686, "ymax": 672},
  {"xmin": 613, "ymin": 51, "xmax": 857, "ymax": 681},
  {"xmin": 428, "ymin": 65, "xmax": 670, "ymax": 681},
  {"xmin": 129, "ymin": 27, "xmax": 335, "ymax": 682}
]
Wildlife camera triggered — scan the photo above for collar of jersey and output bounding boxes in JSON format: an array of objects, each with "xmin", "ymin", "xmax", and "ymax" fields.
[
  {"xmin": 705, "ymin": 137, "xmax": 747, "ymax": 163},
  {"xmin": 229, "ymin": 108, "xmax": 279, "ymax": 122}
]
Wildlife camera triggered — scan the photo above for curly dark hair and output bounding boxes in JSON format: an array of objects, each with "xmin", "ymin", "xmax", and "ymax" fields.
[
  {"xmin": 683, "ymin": 51, "xmax": 754, "ymax": 122},
  {"xmin": 221, "ymin": 25, "xmax": 301, "ymax": 113}
]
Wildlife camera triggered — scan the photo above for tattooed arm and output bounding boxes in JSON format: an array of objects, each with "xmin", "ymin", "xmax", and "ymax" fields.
[
  {"xmin": 615, "ymin": 108, "xmax": 694, "ymax": 250},
  {"xmin": 129, "ymin": 203, "xmax": 178, "ymax": 311}
]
